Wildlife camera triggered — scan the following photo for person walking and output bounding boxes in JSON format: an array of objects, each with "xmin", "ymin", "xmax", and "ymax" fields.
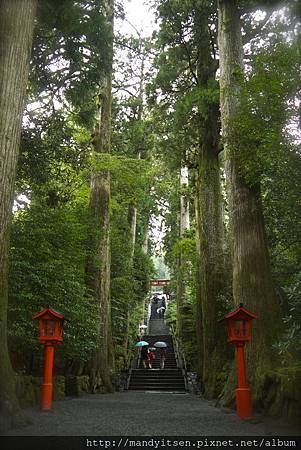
[
  {"xmin": 141, "ymin": 346, "xmax": 148, "ymax": 368},
  {"xmin": 157, "ymin": 306, "xmax": 165, "ymax": 319},
  {"xmin": 147, "ymin": 349, "xmax": 155, "ymax": 369},
  {"xmin": 139, "ymin": 327, "xmax": 145, "ymax": 339},
  {"xmin": 157, "ymin": 307, "xmax": 162, "ymax": 319},
  {"xmin": 159, "ymin": 348, "xmax": 166, "ymax": 369}
]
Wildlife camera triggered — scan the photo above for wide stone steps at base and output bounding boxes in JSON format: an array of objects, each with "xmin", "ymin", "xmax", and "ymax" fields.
[
  {"xmin": 130, "ymin": 382, "xmax": 186, "ymax": 388},
  {"xmin": 129, "ymin": 368, "xmax": 186, "ymax": 392},
  {"xmin": 129, "ymin": 372, "xmax": 186, "ymax": 392}
]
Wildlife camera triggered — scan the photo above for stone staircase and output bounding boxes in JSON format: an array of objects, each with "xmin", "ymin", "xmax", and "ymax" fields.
[
  {"xmin": 148, "ymin": 318, "xmax": 170, "ymax": 335},
  {"xmin": 128, "ymin": 304, "xmax": 186, "ymax": 393}
]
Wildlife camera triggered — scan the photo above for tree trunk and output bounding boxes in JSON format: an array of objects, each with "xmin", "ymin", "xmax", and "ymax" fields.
[
  {"xmin": 194, "ymin": 195, "xmax": 204, "ymax": 373},
  {"xmin": 0, "ymin": 0, "xmax": 37, "ymax": 431},
  {"xmin": 86, "ymin": 0, "xmax": 115, "ymax": 393},
  {"xmin": 128, "ymin": 204, "xmax": 137, "ymax": 261},
  {"xmin": 142, "ymin": 227, "xmax": 149, "ymax": 254},
  {"xmin": 193, "ymin": 6, "xmax": 226, "ymax": 397},
  {"xmin": 127, "ymin": 46, "xmax": 145, "ymax": 263},
  {"xmin": 195, "ymin": 149, "xmax": 225, "ymax": 395},
  {"xmin": 180, "ymin": 167, "xmax": 190, "ymax": 232},
  {"xmin": 176, "ymin": 165, "xmax": 190, "ymax": 338},
  {"xmin": 218, "ymin": 0, "xmax": 281, "ymax": 396}
]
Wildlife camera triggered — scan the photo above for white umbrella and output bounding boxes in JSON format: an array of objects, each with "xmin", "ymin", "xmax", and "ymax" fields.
[
  {"xmin": 154, "ymin": 341, "xmax": 167, "ymax": 348},
  {"xmin": 139, "ymin": 324, "xmax": 147, "ymax": 329}
]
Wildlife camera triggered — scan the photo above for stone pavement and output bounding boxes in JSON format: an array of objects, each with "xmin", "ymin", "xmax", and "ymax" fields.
[{"xmin": 4, "ymin": 391, "xmax": 299, "ymax": 436}]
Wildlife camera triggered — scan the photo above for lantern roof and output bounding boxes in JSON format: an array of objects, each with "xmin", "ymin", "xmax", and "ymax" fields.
[
  {"xmin": 32, "ymin": 307, "xmax": 65, "ymax": 321},
  {"xmin": 222, "ymin": 304, "xmax": 257, "ymax": 322}
]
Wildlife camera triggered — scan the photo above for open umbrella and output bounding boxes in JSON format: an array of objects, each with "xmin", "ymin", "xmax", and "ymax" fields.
[
  {"xmin": 135, "ymin": 340, "xmax": 149, "ymax": 347},
  {"xmin": 149, "ymin": 347, "xmax": 157, "ymax": 352},
  {"xmin": 154, "ymin": 341, "xmax": 167, "ymax": 348},
  {"xmin": 139, "ymin": 324, "xmax": 147, "ymax": 329}
]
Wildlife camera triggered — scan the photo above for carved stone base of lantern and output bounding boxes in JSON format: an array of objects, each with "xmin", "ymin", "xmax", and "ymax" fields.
[{"xmin": 235, "ymin": 387, "xmax": 253, "ymax": 419}]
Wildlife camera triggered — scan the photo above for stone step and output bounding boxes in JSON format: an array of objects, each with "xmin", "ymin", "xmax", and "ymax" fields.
[
  {"xmin": 138, "ymin": 367, "xmax": 178, "ymax": 370},
  {"xmin": 132, "ymin": 367, "xmax": 182, "ymax": 374},
  {"xmin": 138, "ymin": 366, "xmax": 178, "ymax": 370},
  {"xmin": 129, "ymin": 381, "xmax": 185, "ymax": 389},
  {"xmin": 131, "ymin": 378, "xmax": 181, "ymax": 382},
  {"xmin": 131, "ymin": 373, "xmax": 183, "ymax": 377},
  {"xmin": 130, "ymin": 386, "xmax": 186, "ymax": 391},
  {"xmin": 132, "ymin": 369, "xmax": 183, "ymax": 380},
  {"xmin": 130, "ymin": 386, "xmax": 186, "ymax": 390},
  {"xmin": 130, "ymin": 378, "xmax": 185, "ymax": 383},
  {"xmin": 132, "ymin": 369, "xmax": 182, "ymax": 373},
  {"xmin": 130, "ymin": 383, "xmax": 184, "ymax": 388},
  {"xmin": 138, "ymin": 360, "xmax": 177, "ymax": 365},
  {"xmin": 129, "ymin": 328, "xmax": 186, "ymax": 392}
]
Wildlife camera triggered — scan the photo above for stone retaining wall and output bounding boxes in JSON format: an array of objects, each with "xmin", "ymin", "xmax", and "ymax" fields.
[
  {"xmin": 253, "ymin": 365, "xmax": 301, "ymax": 422},
  {"xmin": 15, "ymin": 373, "xmax": 127, "ymax": 407},
  {"xmin": 16, "ymin": 375, "xmax": 91, "ymax": 407}
]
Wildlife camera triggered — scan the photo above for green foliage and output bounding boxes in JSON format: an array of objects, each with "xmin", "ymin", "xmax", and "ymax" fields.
[
  {"xmin": 8, "ymin": 204, "xmax": 98, "ymax": 363},
  {"xmin": 173, "ymin": 235, "xmax": 196, "ymax": 261},
  {"xmin": 19, "ymin": 0, "xmax": 111, "ymax": 202},
  {"xmin": 165, "ymin": 295, "xmax": 198, "ymax": 370},
  {"xmin": 31, "ymin": 0, "xmax": 109, "ymax": 126},
  {"xmin": 148, "ymin": 0, "xmax": 214, "ymax": 175},
  {"xmin": 153, "ymin": 256, "xmax": 170, "ymax": 279},
  {"xmin": 224, "ymin": 27, "xmax": 301, "ymax": 363},
  {"xmin": 89, "ymin": 152, "xmax": 152, "ymax": 205},
  {"xmin": 262, "ymin": 141, "xmax": 301, "ymax": 287},
  {"xmin": 231, "ymin": 38, "xmax": 300, "ymax": 186},
  {"xmin": 7, "ymin": 0, "xmax": 300, "ymax": 398},
  {"xmin": 110, "ymin": 190, "xmax": 155, "ymax": 370},
  {"xmin": 274, "ymin": 273, "xmax": 301, "ymax": 365},
  {"xmin": 19, "ymin": 111, "xmax": 90, "ymax": 201},
  {"xmin": 165, "ymin": 299, "xmax": 177, "ymax": 329}
]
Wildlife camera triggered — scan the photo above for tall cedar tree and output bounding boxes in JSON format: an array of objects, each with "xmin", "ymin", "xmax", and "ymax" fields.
[
  {"xmin": 194, "ymin": 5, "xmax": 225, "ymax": 398},
  {"xmin": 0, "ymin": 0, "xmax": 37, "ymax": 430},
  {"xmin": 176, "ymin": 165, "xmax": 190, "ymax": 338},
  {"xmin": 218, "ymin": 0, "xmax": 282, "ymax": 396},
  {"xmin": 86, "ymin": 0, "xmax": 115, "ymax": 393}
]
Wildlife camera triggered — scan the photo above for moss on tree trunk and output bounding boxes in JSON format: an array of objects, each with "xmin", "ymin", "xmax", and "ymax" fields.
[
  {"xmin": 194, "ymin": 5, "xmax": 226, "ymax": 398},
  {"xmin": 86, "ymin": 0, "xmax": 115, "ymax": 394},
  {"xmin": 195, "ymin": 149, "xmax": 226, "ymax": 398},
  {"xmin": 0, "ymin": 0, "xmax": 37, "ymax": 431}
]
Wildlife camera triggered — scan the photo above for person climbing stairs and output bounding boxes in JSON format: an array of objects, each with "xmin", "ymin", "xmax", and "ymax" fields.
[{"xmin": 128, "ymin": 297, "xmax": 186, "ymax": 393}]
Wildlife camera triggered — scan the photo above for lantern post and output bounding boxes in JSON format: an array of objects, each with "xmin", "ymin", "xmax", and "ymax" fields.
[
  {"xmin": 222, "ymin": 303, "xmax": 257, "ymax": 419},
  {"xmin": 32, "ymin": 308, "xmax": 65, "ymax": 411}
]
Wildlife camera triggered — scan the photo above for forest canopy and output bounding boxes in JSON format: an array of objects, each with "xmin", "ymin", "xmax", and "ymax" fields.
[{"xmin": 0, "ymin": 0, "xmax": 300, "ymax": 431}]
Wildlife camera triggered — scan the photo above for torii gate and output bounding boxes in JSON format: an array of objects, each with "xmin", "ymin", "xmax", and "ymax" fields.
[{"xmin": 149, "ymin": 279, "xmax": 170, "ymax": 287}]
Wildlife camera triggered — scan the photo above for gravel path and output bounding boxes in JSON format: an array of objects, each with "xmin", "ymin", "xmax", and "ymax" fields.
[{"xmin": 3, "ymin": 391, "xmax": 299, "ymax": 436}]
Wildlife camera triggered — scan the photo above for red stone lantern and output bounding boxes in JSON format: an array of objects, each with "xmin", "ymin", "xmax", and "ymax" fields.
[
  {"xmin": 222, "ymin": 303, "xmax": 257, "ymax": 419},
  {"xmin": 32, "ymin": 307, "xmax": 65, "ymax": 411}
]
